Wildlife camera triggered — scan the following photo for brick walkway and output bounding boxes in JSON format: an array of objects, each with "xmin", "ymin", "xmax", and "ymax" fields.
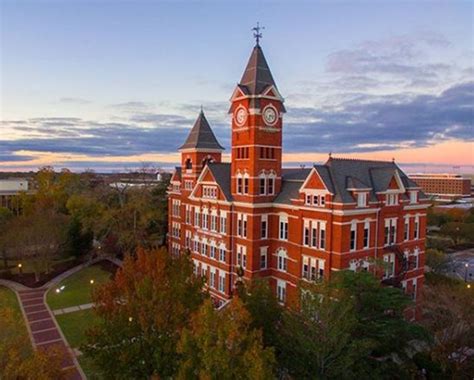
[{"xmin": 17, "ymin": 288, "xmax": 84, "ymax": 380}]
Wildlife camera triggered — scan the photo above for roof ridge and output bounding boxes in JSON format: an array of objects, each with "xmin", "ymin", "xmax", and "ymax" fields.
[{"xmin": 329, "ymin": 156, "xmax": 395, "ymax": 164}]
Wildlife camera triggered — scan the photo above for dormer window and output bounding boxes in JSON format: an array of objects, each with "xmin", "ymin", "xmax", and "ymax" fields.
[
  {"xmin": 203, "ymin": 186, "xmax": 217, "ymax": 199},
  {"xmin": 386, "ymin": 193, "xmax": 398, "ymax": 206},
  {"xmin": 357, "ymin": 192, "xmax": 367, "ymax": 208},
  {"xmin": 305, "ymin": 194, "xmax": 311, "ymax": 205},
  {"xmin": 409, "ymin": 191, "xmax": 418, "ymax": 204},
  {"xmin": 303, "ymin": 193, "xmax": 326, "ymax": 207},
  {"xmin": 313, "ymin": 195, "xmax": 319, "ymax": 205}
]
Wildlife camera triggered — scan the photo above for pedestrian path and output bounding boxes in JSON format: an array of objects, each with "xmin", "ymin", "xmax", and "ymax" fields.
[
  {"xmin": 53, "ymin": 302, "xmax": 94, "ymax": 315},
  {"xmin": 17, "ymin": 288, "xmax": 85, "ymax": 379}
]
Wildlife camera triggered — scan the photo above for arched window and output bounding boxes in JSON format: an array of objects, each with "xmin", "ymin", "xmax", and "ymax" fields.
[
  {"xmin": 277, "ymin": 248, "xmax": 288, "ymax": 272},
  {"xmin": 185, "ymin": 158, "xmax": 192, "ymax": 170},
  {"xmin": 267, "ymin": 171, "xmax": 276, "ymax": 195},
  {"xmin": 259, "ymin": 171, "xmax": 267, "ymax": 195}
]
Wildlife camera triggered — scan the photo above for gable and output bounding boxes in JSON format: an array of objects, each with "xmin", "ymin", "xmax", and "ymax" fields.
[
  {"xmin": 388, "ymin": 176, "xmax": 399, "ymax": 190},
  {"xmin": 300, "ymin": 169, "xmax": 328, "ymax": 192},
  {"xmin": 170, "ymin": 170, "xmax": 181, "ymax": 183}
]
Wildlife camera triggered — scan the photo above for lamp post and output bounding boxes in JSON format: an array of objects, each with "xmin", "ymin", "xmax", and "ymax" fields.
[
  {"xmin": 464, "ymin": 263, "xmax": 469, "ymax": 282},
  {"xmin": 17, "ymin": 263, "xmax": 23, "ymax": 275}
]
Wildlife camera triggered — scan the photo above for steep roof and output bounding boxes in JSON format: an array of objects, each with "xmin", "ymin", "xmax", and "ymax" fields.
[
  {"xmin": 274, "ymin": 158, "xmax": 426, "ymax": 205},
  {"xmin": 239, "ymin": 45, "xmax": 277, "ymax": 95},
  {"xmin": 207, "ymin": 163, "xmax": 232, "ymax": 201},
  {"xmin": 179, "ymin": 111, "xmax": 224, "ymax": 151}
]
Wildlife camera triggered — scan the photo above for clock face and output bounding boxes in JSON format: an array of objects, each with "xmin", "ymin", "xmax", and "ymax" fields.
[
  {"xmin": 235, "ymin": 108, "xmax": 247, "ymax": 126},
  {"xmin": 263, "ymin": 106, "xmax": 278, "ymax": 126}
]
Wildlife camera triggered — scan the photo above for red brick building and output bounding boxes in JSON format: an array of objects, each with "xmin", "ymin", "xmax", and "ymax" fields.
[
  {"xmin": 168, "ymin": 42, "xmax": 429, "ymax": 316},
  {"xmin": 408, "ymin": 173, "xmax": 471, "ymax": 200}
]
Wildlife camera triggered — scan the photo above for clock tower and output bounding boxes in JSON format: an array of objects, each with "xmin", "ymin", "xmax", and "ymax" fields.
[{"xmin": 229, "ymin": 37, "xmax": 286, "ymax": 203}]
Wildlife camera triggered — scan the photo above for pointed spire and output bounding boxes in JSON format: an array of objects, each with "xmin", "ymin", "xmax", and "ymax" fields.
[
  {"xmin": 239, "ymin": 44, "xmax": 277, "ymax": 95},
  {"xmin": 179, "ymin": 110, "xmax": 224, "ymax": 151}
]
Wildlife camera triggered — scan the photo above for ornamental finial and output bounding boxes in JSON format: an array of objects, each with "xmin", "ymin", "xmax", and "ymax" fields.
[{"xmin": 252, "ymin": 22, "xmax": 264, "ymax": 45}]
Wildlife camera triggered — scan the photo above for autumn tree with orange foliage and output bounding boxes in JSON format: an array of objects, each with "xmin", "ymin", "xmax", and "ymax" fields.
[
  {"xmin": 82, "ymin": 247, "xmax": 204, "ymax": 379},
  {"xmin": 177, "ymin": 298, "xmax": 275, "ymax": 380}
]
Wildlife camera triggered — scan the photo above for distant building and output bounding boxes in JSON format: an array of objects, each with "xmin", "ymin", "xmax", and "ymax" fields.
[
  {"xmin": 168, "ymin": 40, "xmax": 429, "ymax": 319},
  {"xmin": 408, "ymin": 173, "xmax": 471, "ymax": 201},
  {"xmin": 0, "ymin": 179, "xmax": 29, "ymax": 210}
]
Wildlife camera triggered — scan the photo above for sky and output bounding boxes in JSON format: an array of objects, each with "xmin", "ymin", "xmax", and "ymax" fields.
[{"xmin": 1, "ymin": 0, "xmax": 473, "ymax": 173}]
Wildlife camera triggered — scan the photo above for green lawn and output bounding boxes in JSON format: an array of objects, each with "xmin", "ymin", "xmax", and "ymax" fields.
[
  {"xmin": 0, "ymin": 286, "xmax": 32, "ymax": 354},
  {"xmin": 56, "ymin": 308, "xmax": 100, "ymax": 348},
  {"xmin": 56, "ymin": 308, "xmax": 103, "ymax": 379},
  {"xmin": 78, "ymin": 356, "xmax": 103, "ymax": 380},
  {"xmin": 0, "ymin": 286, "xmax": 21, "ymax": 312},
  {"xmin": 46, "ymin": 265, "xmax": 113, "ymax": 310}
]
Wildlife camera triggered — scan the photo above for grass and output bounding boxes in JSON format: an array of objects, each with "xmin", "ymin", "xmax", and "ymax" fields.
[
  {"xmin": 0, "ymin": 286, "xmax": 32, "ymax": 355},
  {"xmin": 0, "ymin": 286, "xmax": 21, "ymax": 312},
  {"xmin": 78, "ymin": 356, "xmax": 103, "ymax": 380},
  {"xmin": 46, "ymin": 265, "xmax": 113, "ymax": 310},
  {"xmin": 56, "ymin": 308, "xmax": 103, "ymax": 379},
  {"xmin": 56, "ymin": 308, "xmax": 100, "ymax": 348}
]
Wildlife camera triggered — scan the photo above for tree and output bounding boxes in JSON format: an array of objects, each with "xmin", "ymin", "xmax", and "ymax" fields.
[
  {"xmin": 440, "ymin": 222, "xmax": 474, "ymax": 245},
  {"xmin": 238, "ymin": 279, "xmax": 283, "ymax": 349},
  {"xmin": 82, "ymin": 247, "xmax": 204, "ymax": 379},
  {"xmin": 0, "ymin": 307, "xmax": 64, "ymax": 379},
  {"xmin": 64, "ymin": 216, "xmax": 93, "ymax": 258},
  {"xmin": 421, "ymin": 274, "xmax": 474, "ymax": 378},
  {"xmin": 270, "ymin": 272, "xmax": 428, "ymax": 378},
  {"xmin": 177, "ymin": 298, "xmax": 275, "ymax": 380},
  {"xmin": 425, "ymin": 248, "xmax": 449, "ymax": 273},
  {"xmin": 0, "ymin": 207, "xmax": 13, "ymax": 269}
]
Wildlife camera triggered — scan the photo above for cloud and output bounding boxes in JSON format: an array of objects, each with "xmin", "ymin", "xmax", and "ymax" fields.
[
  {"xmin": 283, "ymin": 81, "xmax": 473, "ymax": 153},
  {"xmin": 108, "ymin": 101, "xmax": 153, "ymax": 112}
]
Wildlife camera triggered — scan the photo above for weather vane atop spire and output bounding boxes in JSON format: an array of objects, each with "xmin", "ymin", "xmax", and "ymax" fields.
[{"xmin": 252, "ymin": 22, "xmax": 264, "ymax": 45}]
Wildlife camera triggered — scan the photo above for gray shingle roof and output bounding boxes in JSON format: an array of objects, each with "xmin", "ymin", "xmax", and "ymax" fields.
[
  {"xmin": 240, "ymin": 45, "xmax": 277, "ymax": 95},
  {"xmin": 207, "ymin": 163, "xmax": 232, "ymax": 201},
  {"xmin": 179, "ymin": 111, "xmax": 224, "ymax": 151},
  {"xmin": 282, "ymin": 168, "xmax": 311, "ymax": 181},
  {"xmin": 274, "ymin": 180, "xmax": 302, "ymax": 204}
]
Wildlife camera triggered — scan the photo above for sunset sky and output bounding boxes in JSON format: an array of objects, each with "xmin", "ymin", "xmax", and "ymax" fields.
[{"xmin": 1, "ymin": 0, "xmax": 473, "ymax": 173}]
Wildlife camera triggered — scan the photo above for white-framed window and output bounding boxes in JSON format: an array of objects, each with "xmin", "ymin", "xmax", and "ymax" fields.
[
  {"xmin": 363, "ymin": 221, "xmax": 370, "ymax": 249},
  {"xmin": 172, "ymin": 199, "xmax": 181, "ymax": 217},
  {"xmin": 319, "ymin": 223, "xmax": 326, "ymax": 250},
  {"xmin": 305, "ymin": 194, "xmax": 311, "ymax": 205},
  {"xmin": 194, "ymin": 206, "xmax": 200, "ymax": 227},
  {"xmin": 404, "ymin": 216, "xmax": 410, "ymax": 241},
  {"xmin": 171, "ymin": 243, "xmax": 180, "ymax": 256},
  {"xmin": 209, "ymin": 267, "xmax": 216, "ymax": 289},
  {"xmin": 209, "ymin": 242, "xmax": 216, "ymax": 259},
  {"xmin": 267, "ymin": 174, "xmax": 275, "ymax": 195},
  {"xmin": 350, "ymin": 222, "xmax": 357, "ymax": 251},
  {"xmin": 261, "ymin": 214, "xmax": 268, "ymax": 239},
  {"xmin": 277, "ymin": 280, "xmax": 286, "ymax": 303},
  {"xmin": 303, "ymin": 220, "xmax": 310, "ymax": 246},
  {"xmin": 202, "ymin": 207, "xmax": 209, "ymax": 230},
  {"xmin": 193, "ymin": 237, "xmax": 199, "ymax": 253},
  {"xmin": 277, "ymin": 249, "xmax": 288, "ymax": 272},
  {"xmin": 185, "ymin": 205, "xmax": 191, "ymax": 224},
  {"xmin": 237, "ymin": 175, "xmax": 243, "ymax": 194},
  {"xmin": 243, "ymin": 175, "xmax": 249, "ymax": 194},
  {"xmin": 184, "ymin": 180, "xmax": 193, "ymax": 190},
  {"xmin": 260, "ymin": 246, "xmax": 268, "ymax": 269},
  {"xmin": 357, "ymin": 192, "xmax": 367, "ymax": 208},
  {"xmin": 201, "ymin": 240, "xmax": 207, "ymax": 256},
  {"xmin": 383, "ymin": 253, "xmax": 395, "ymax": 279},
  {"xmin": 386, "ymin": 193, "xmax": 399, "ymax": 206},
  {"xmin": 279, "ymin": 215, "xmax": 288, "ymax": 241},
  {"xmin": 320, "ymin": 195, "xmax": 326, "ymax": 206},
  {"xmin": 218, "ymin": 272, "xmax": 225, "ymax": 292},
  {"xmin": 219, "ymin": 211, "xmax": 227, "ymax": 234},
  {"xmin": 313, "ymin": 195, "xmax": 319, "ymax": 206},
  {"xmin": 410, "ymin": 191, "xmax": 418, "ymax": 204},
  {"xmin": 413, "ymin": 247, "xmax": 420, "ymax": 269},
  {"xmin": 185, "ymin": 230, "xmax": 192, "ymax": 249},
  {"xmin": 237, "ymin": 213, "xmax": 248, "ymax": 238},
  {"xmin": 414, "ymin": 215, "xmax": 420, "ymax": 240},
  {"xmin": 237, "ymin": 245, "xmax": 247, "ymax": 269},
  {"xmin": 384, "ymin": 218, "xmax": 397, "ymax": 246},
  {"xmin": 259, "ymin": 174, "xmax": 266, "ymax": 195},
  {"xmin": 219, "ymin": 244, "xmax": 226, "ymax": 262},
  {"xmin": 210, "ymin": 210, "xmax": 218, "ymax": 232},
  {"xmin": 203, "ymin": 186, "xmax": 217, "ymax": 199}
]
